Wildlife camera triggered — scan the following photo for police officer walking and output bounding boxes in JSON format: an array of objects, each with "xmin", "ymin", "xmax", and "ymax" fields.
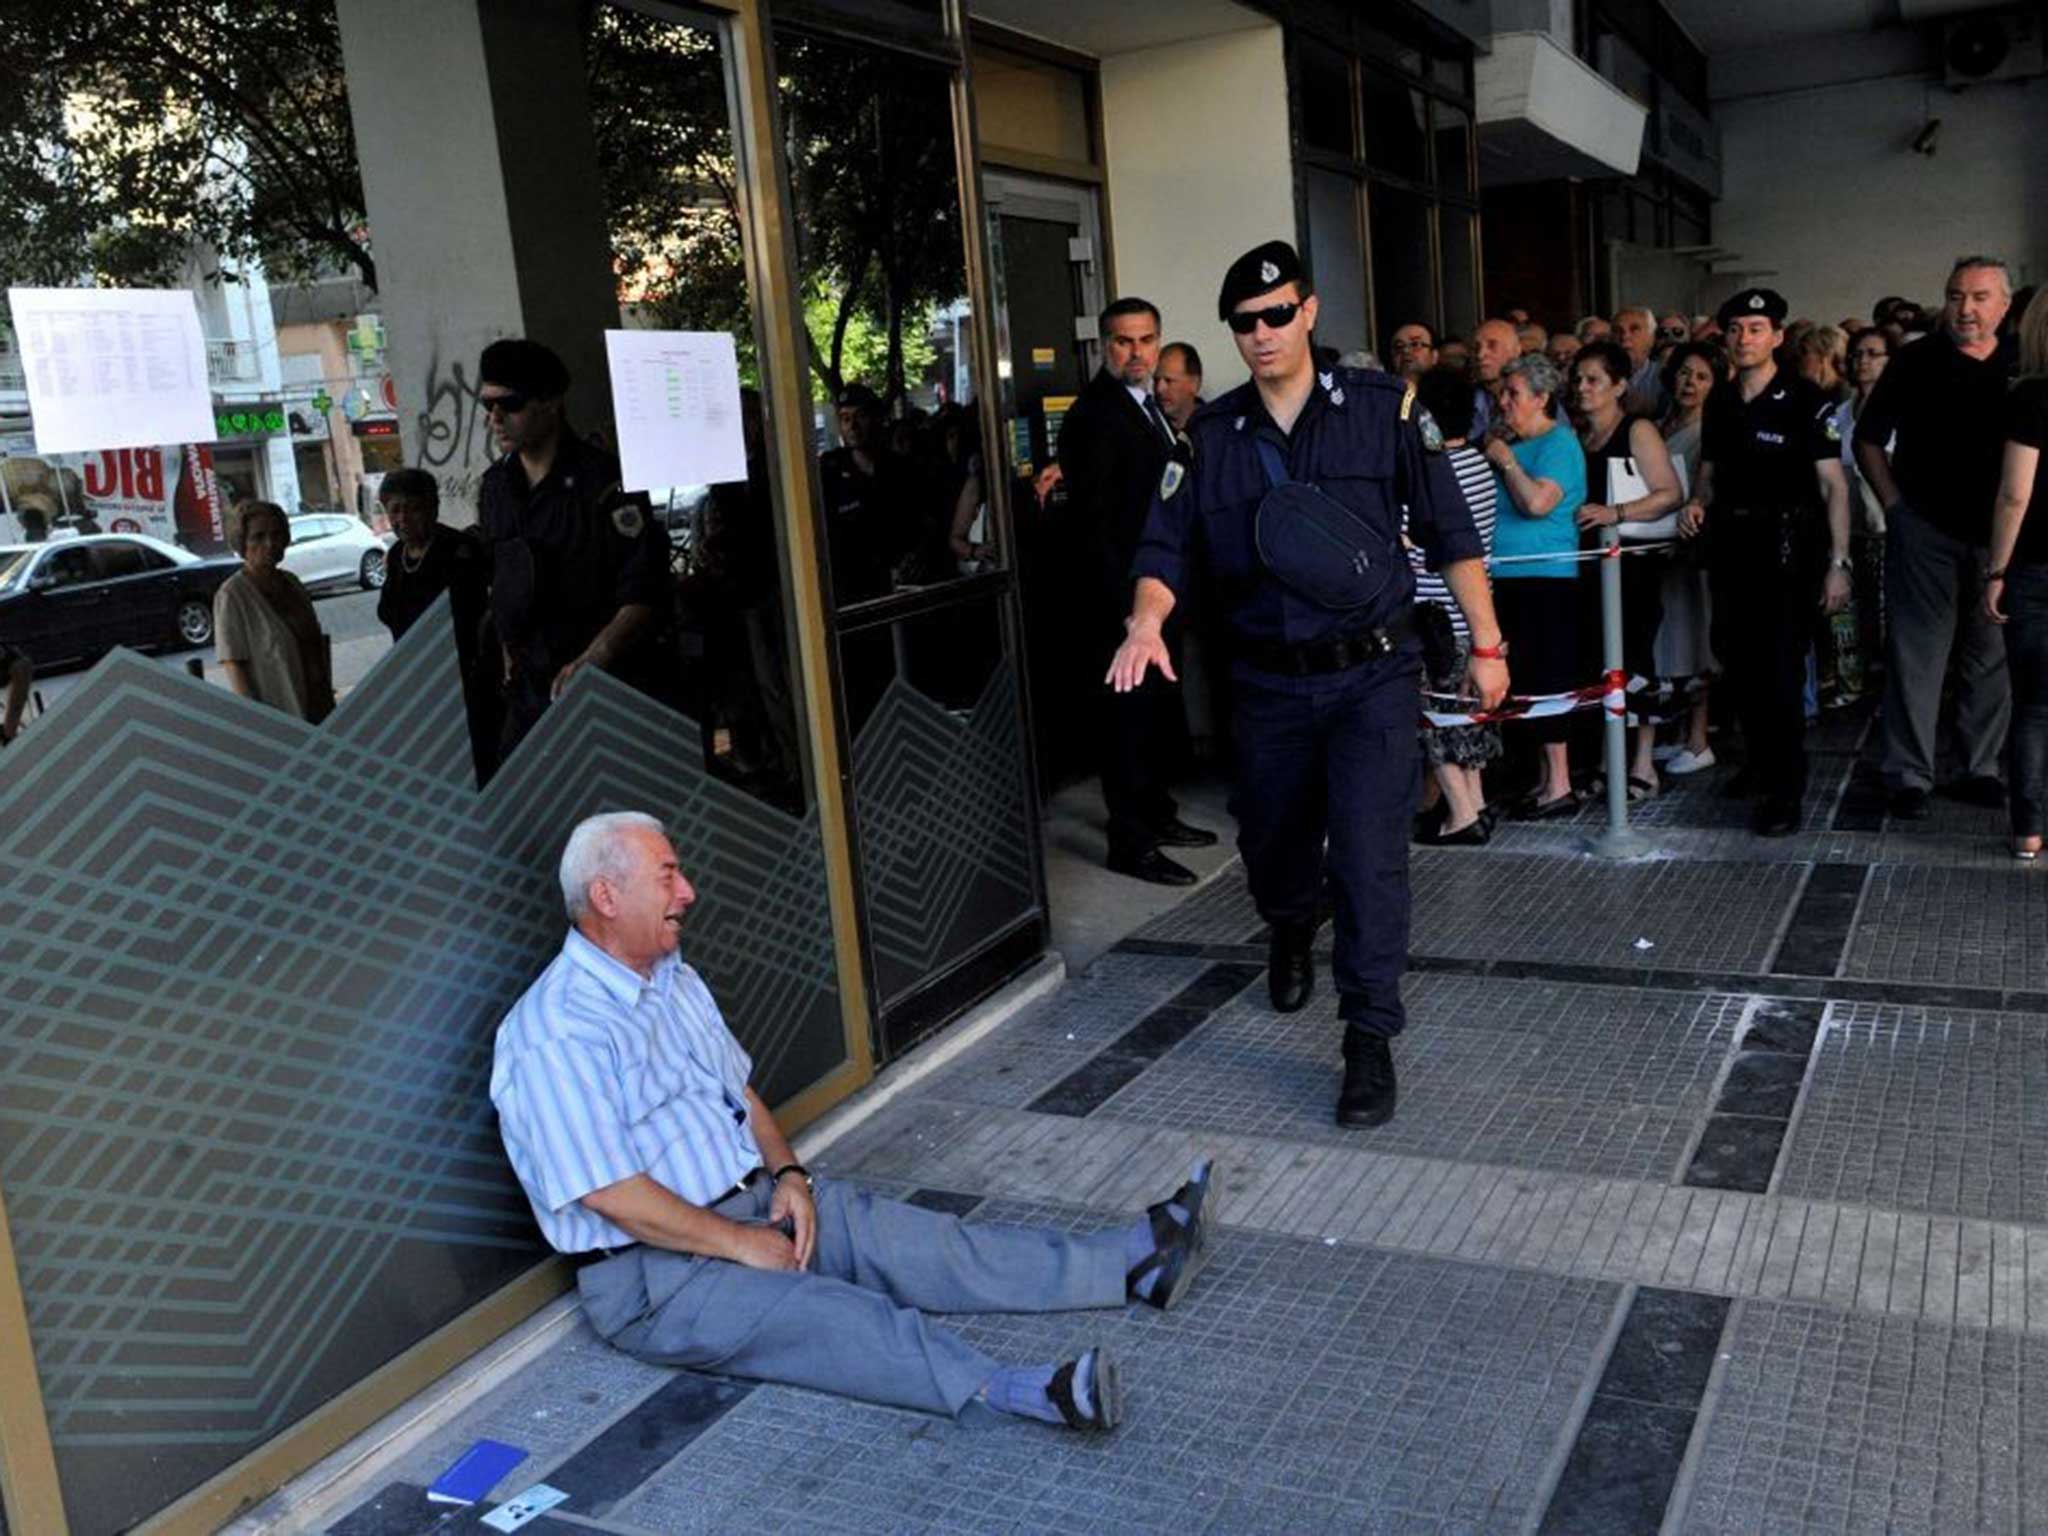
[
  {"xmin": 1677, "ymin": 289, "xmax": 1853, "ymax": 836},
  {"xmin": 1108, "ymin": 242, "xmax": 1509, "ymax": 1128},
  {"xmin": 476, "ymin": 339, "xmax": 674, "ymax": 759}
]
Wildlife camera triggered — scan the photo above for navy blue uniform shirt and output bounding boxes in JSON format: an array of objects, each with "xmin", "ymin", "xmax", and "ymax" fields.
[{"xmin": 1131, "ymin": 366, "xmax": 1482, "ymax": 651}]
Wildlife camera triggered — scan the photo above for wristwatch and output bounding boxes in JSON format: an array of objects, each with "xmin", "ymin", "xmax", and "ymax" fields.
[
  {"xmin": 771, "ymin": 1163, "xmax": 814, "ymax": 1192},
  {"xmin": 1828, "ymin": 555, "xmax": 1852, "ymax": 572}
]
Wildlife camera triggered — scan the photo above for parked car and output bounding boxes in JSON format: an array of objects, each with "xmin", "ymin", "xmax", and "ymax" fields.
[
  {"xmin": 0, "ymin": 534, "xmax": 242, "ymax": 670},
  {"xmin": 284, "ymin": 513, "xmax": 393, "ymax": 592}
]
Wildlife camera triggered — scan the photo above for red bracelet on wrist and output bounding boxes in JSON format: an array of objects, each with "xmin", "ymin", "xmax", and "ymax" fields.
[{"xmin": 1470, "ymin": 642, "xmax": 1508, "ymax": 660}]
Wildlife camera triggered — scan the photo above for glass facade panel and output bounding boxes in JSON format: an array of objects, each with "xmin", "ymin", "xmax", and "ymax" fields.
[
  {"xmin": 1360, "ymin": 68, "xmax": 1428, "ymax": 183},
  {"xmin": 0, "ymin": 2, "xmax": 934, "ymax": 1529},
  {"xmin": 1298, "ymin": 40, "xmax": 1355, "ymax": 155},
  {"xmin": 1369, "ymin": 182, "xmax": 1436, "ymax": 342},
  {"xmin": 780, "ymin": 24, "xmax": 1040, "ymax": 1045},
  {"xmin": 1440, "ymin": 208, "xmax": 1479, "ymax": 342},
  {"xmin": 1304, "ymin": 168, "xmax": 1368, "ymax": 358},
  {"xmin": 1432, "ymin": 103, "xmax": 1473, "ymax": 200},
  {"xmin": 973, "ymin": 43, "xmax": 1093, "ymax": 165}
]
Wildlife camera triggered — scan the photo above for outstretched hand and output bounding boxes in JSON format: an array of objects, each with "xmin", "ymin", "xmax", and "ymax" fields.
[{"xmin": 1106, "ymin": 627, "xmax": 1175, "ymax": 693}]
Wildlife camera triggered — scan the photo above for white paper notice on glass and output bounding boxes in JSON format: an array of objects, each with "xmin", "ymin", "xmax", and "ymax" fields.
[
  {"xmin": 7, "ymin": 287, "xmax": 217, "ymax": 456},
  {"xmin": 605, "ymin": 329, "xmax": 747, "ymax": 493}
]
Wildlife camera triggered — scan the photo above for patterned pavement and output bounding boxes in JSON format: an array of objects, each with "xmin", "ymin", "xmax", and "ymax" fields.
[{"xmin": 318, "ymin": 711, "xmax": 2048, "ymax": 1535}]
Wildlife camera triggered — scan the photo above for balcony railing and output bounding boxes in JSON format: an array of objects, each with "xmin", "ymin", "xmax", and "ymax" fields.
[{"xmin": 206, "ymin": 338, "xmax": 263, "ymax": 386}]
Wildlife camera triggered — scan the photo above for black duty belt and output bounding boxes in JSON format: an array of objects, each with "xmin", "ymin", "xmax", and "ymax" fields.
[{"xmin": 1238, "ymin": 607, "xmax": 1415, "ymax": 677}]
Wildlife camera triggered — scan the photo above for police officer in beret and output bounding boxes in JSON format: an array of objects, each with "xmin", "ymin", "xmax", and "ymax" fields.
[
  {"xmin": 1677, "ymin": 289, "xmax": 1852, "ymax": 837},
  {"xmin": 477, "ymin": 338, "xmax": 674, "ymax": 758},
  {"xmin": 1109, "ymin": 241, "xmax": 1509, "ymax": 1127}
]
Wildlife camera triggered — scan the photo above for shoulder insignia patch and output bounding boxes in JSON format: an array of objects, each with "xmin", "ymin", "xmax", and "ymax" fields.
[
  {"xmin": 1159, "ymin": 460, "xmax": 1186, "ymax": 500},
  {"xmin": 611, "ymin": 503, "xmax": 645, "ymax": 538},
  {"xmin": 1400, "ymin": 382, "xmax": 1417, "ymax": 422},
  {"xmin": 1823, "ymin": 416, "xmax": 1842, "ymax": 443},
  {"xmin": 1417, "ymin": 407, "xmax": 1445, "ymax": 453}
]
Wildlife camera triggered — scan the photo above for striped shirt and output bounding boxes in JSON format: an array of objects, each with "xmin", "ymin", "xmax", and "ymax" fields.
[
  {"xmin": 491, "ymin": 928, "xmax": 761, "ymax": 1254},
  {"xmin": 1408, "ymin": 444, "xmax": 1498, "ymax": 642}
]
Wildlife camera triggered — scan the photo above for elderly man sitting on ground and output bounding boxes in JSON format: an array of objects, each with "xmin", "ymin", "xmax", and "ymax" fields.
[{"xmin": 492, "ymin": 810, "xmax": 1217, "ymax": 1431}]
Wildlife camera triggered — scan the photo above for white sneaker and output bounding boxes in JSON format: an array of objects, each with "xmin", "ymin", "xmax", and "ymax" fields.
[{"xmin": 1665, "ymin": 747, "xmax": 1717, "ymax": 776}]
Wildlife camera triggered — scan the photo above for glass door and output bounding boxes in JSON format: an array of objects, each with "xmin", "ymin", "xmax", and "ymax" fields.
[{"xmin": 981, "ymin": 172, "xmax": 1104, "ymax": 794}]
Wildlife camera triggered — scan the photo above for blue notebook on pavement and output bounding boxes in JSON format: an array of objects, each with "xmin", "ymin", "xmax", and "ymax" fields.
[{"xmin": 426, "ymin": 1439, "xmax": 528, "ymax": 1505}]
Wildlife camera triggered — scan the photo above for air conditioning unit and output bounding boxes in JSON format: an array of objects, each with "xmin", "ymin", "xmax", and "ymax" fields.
[{"xmin": 1944, "ymin": 9, "xmax": 2045, "ymax": 86}]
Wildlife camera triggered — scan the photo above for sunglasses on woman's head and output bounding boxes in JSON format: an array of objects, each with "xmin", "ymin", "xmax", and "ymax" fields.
[{"xmin": 1227, "ymin": 301, "xmax": 1302, "ymax": 335}]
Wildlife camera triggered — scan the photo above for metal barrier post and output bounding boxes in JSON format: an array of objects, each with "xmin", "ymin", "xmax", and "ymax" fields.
[{"xmin": 1586, "ymin": 526, "xmax": 1651, "ymax": 859}]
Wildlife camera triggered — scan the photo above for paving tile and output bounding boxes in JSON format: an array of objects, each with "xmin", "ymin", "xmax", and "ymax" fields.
[
  {"xmin": 614, "ymin": 1219, "xmax": 1618, "ymax": 1536},
  {"xmin": 1677, "ymin": 1300, "xmax": 2042, "ymax": 1534},
  {"xmin": 1777, "ymin": 1002, "xmax": 2048, "ymax": 1223},
  {"xmin": 1841, "ymin": 866, "xmax": 2048, "ymax": 991}
]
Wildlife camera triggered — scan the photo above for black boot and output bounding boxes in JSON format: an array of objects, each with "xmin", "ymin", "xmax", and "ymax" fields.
[
  {"xmin": 1336, "ymin": 1029, "xmax": 1398, "ymax": 1127},
  {"xmin": 1267, "ymin": 922, "xmax": 1315, "ymax": 1012}
]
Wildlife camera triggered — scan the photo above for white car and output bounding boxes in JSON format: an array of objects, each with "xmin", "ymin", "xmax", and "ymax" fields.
[{"xmin": 284, "ymin": 513, "xmax": 393, "ymax": 592}]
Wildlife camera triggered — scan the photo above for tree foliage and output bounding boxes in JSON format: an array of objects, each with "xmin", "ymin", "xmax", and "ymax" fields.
[
  {"xmin": 0, "ymin": 0, "xmax": 372, "ymax": 289},
  {"xmin": 2, "ymin": 1, "xmax": 967, "ymax": 411}
]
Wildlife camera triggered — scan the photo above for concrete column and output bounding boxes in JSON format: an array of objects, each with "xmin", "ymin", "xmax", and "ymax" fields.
[{"xmin": 335, "ymin": 0, "xmax": 619, "ymax": 519}]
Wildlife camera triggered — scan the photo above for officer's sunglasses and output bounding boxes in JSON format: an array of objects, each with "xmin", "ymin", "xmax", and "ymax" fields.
[
  {"xmin": 1227, "ymin": 301, "xmax": 1302, "ymax": 335},
  {"xmin": 1658, "ymin": 324, "xmax": 1688, "ymax": 340},
  {"xmin": 480, "ymin": 390, "xmax": 531, "ymax": 417}
]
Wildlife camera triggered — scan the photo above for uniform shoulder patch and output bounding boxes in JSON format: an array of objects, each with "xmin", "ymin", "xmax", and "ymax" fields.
[
  {"xmin": 611, "ymin": 503, "xmax": 645, "ymax": 538},
  {"xmin": 1159, "ymin": 460, "xmax": 1186, "ymax": 500},
  {"xmin": 1416, "ymin": 406, "xmax": 1445, "ymax": 453}
]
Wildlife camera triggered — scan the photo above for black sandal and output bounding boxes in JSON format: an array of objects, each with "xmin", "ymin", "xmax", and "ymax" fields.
[
  {"xmin": 1047, "ymin": 1346, "xmax": 1122, "ymax": 1430},
  {"xmin": 1126, "ymin": 1157, "xmax": 1218, "ymax": 1311}
]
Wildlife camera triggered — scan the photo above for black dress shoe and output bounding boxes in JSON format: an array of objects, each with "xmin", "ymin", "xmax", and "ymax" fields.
[
  {"xmin": 1154, "ymin": 817, "xmax": 1221, "ymax": 848},
  {"xmin": 1337, "ymin": 1031, "xmax": 1398, "ymax": 1127},
  {"xmin": 1107, "ymin": 847, "xmax": 1197, "ymax": 886},
  {"xmin": 1888, "ymin": 787, "xmax": 1931, "ymax": 821},
  {"xmin": 1938, "ymin": 774, "xmax": 2006, "ymax": 809},
  {"xmin": 1268, "ymin": 923, "xmax": 1315, "ymax": 1012},
  {"xmin": 1427, "ymin": 816, "xmax": 1491, "ymax": 847},
  {"xmin": 1749, "ymin": 797, "xmax": 1801, "ymax": 837}
]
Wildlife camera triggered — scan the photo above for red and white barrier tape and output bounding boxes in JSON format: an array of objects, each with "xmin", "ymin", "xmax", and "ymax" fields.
[
  {"xmin": 1483, "ymin": 539, "xmax": 1679, "ymax": 569},
  {"xmin": 1422, "ymin": 669, "xmax": 1631, "ymax": 727}
]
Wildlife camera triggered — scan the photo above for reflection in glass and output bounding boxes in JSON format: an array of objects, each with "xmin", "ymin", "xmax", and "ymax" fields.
[
  {"xmin": 1369, "ymin": 182, "xmax": 1434, "ymax": 347},
  {"xmin": 1432, "ymin": 104, "xmax": 1473, "ymax": 199},
  {"xmin": 1440, "ymin": 209, "xmax": 1478, "ymax": 343},
  {"xmin": 1298, "ymin": 41, "xmax": 1354, "ymax": 155},
  {"xmin": 779, "ymin": 29, "xmax": 991, "ymax": 609},
  {"xmin": 1360, "ymin": 69, "xmax": 1428, "ymax": 183},
  {"xmin": 1304, "ymin": 169, "xmax": 1367, "ymax": 357}
]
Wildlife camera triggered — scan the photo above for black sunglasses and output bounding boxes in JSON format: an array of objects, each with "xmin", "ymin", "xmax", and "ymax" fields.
[
  {"xmin": 480, "ymin": 390, "xmax": 531, "ymax": 416},
  {"xmin": 1227, "ymin": 301, "xmax": 1302, "ymax": 335}
]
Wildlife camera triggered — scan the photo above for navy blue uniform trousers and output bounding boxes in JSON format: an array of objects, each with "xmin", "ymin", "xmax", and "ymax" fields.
[{"xmin": 1229, "ymin": 649, "xmax": 1422, "ymax": 1038}]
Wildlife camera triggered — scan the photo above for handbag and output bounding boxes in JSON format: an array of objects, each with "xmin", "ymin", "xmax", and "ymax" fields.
[
  {"xmin": 1250, "ymin": 437, "xmax": 1400, "ymax": 615},
  {"xmin": 1610, "ymin": 455, "xmax": 1687, "ymax": 542}
]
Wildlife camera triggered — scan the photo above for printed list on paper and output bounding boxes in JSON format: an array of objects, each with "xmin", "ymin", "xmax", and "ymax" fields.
[
  {"xmin": 6, "ymin": 287, "xmax": 217, "ymax": 456},
  {"xmin": 604, "ymin": 329, "xmax": 747, "ymax": 495}
]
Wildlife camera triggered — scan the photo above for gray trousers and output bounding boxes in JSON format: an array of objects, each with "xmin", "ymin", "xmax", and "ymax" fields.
[
  {"xmin": 576, "ymin": 1179, "xmax": 1128, "ymax": 1416},
  {"xmin": 1882, "ymin": 503, "xmax": 2009, "ymax": 790}
]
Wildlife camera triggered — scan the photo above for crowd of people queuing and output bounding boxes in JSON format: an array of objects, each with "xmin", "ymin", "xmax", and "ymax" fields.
[{"xmin": 1387, "ymin": 255, "xmax": 2048, "ymax": 855}]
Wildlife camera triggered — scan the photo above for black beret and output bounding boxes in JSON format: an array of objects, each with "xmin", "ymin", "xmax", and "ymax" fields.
[
  {"xmin": 478, "ymin": 338, "xmax": 570, "ymax": 398},
  {"xmin": 1715, "ymin": 288, "xmax": 1789, "ymax": 330},
  {"xmin": 1218, "ymin": 240, "xmax": 1308, "ymax": 321}
]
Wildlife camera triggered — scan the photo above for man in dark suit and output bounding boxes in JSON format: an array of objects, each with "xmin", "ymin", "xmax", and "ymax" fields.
[{"xmin": 1058, "ymin": 296, "xmax": 1217, "ymax": 884}]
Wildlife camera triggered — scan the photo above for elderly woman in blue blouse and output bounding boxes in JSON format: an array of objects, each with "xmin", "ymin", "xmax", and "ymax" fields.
[{"xmin": 1481, "ymin": 352, "xmax": 1588, "ymax": 817}]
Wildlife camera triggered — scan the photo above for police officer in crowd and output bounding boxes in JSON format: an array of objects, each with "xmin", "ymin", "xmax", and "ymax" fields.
[
  {"xmin": 477, "ymin": 339, "xmax": 672, "ymax": 757},
  {"xmin": 1678, "ymin": 289, "xmax": 1853, "ymax": 837},
  {"xmin": 1109, "ymin": 241, "xmax": 1509, "ymax": 1128}
]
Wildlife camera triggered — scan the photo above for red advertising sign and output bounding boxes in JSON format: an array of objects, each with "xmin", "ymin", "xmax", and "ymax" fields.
[{"xmin": 1, "ymin": 438, "xmax": 223, "ymax": 548}]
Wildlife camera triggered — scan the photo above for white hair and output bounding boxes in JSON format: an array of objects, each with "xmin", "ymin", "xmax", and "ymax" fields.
[
  {"xmin": 559, "ymin": 810, "xmax": 665, "ymax": 920},
  {"xmin": 1615, "ymin": 306, "xmax": 1657, "ymax": 329}
]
